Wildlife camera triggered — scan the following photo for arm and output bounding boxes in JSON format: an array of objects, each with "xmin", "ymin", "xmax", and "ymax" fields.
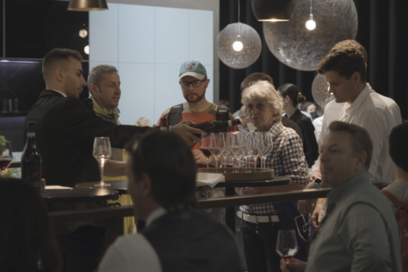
[
  {"xmin": 299, "ymin": 120, "xmax": 319, "ymax": 167},
  {"xmin": 104, "ymin": 160, "xmax": 127, "ymax": 177},
  {"xmin": 281, "ymin": 134, "xmax": 309, "ymax": 185},
  {"xmin": 340, "ymin": 204, "xmax": 392, "ymax": 272}
]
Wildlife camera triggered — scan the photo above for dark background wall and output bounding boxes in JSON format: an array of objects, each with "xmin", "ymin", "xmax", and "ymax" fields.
[{"xmin": 219, "ymin": 0, "xmax": 408, "ymax": 119}]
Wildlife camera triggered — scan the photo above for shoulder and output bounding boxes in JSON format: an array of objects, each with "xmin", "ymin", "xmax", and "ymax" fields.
[{"xmin": 100, "ymin": 234, "xmax": 161, "ymax": 272}]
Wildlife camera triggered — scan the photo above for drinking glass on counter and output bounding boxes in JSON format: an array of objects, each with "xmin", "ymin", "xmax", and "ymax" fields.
[
  {"xmin": 93, "ymin": 137, "xmax": 111, "ymax": 187},
  {"xmin": 248, "ymin": 132, "xmax": 260, "ymax": 169},
  {"xmin": 0, "ymin": 140, "xmax": 13, "ymax": 177}
]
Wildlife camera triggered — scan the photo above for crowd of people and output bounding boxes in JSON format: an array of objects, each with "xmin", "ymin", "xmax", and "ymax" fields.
[{"xmin": 1, "ymin": 38, "xmax": 407, "ymax": 272}]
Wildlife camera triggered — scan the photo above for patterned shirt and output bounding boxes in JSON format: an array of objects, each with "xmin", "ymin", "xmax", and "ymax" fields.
[{"xmin": 240, "ymin": 122, "xmax": 308, "ymax": 215}]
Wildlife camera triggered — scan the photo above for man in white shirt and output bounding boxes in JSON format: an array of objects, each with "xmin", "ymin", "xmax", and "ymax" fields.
[
  {"xmin": 98, "ymin": 130, "xmax": 242, "ymax": 272},
  {"xmin": 306, "ymin": 41, "xmax": 401, "ymax": 227}
]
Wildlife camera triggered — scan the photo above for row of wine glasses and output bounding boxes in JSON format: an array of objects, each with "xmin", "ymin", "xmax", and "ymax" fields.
[{"xmin": 199, "ymin": 131, "xmax": 273, "ymax": 169}]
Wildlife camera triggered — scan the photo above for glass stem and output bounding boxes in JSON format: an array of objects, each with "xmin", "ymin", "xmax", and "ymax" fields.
[
  {"xmin": 254, "ymin": 157, "xmax": 257, "ymax": 170},
  {"xmin": 215, "ymin": 157, "xmax": 218, "ymax": 169}
]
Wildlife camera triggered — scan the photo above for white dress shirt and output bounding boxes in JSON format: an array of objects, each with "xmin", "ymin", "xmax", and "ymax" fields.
[
  {"xmin": 312, "ymin": 84, "xmax": 401, "ymax": 185},
  {"xmin": 312, "ymin": 115, "xmax": 323, "ymax": 140},
  {"xmin": 49, "ymin": 89, "xmax": 67, "ymax": 97}
]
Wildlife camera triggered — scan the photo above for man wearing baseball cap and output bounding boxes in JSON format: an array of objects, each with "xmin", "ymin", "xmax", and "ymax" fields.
[{"xmin": 157, "ymin": 60, "xmax": 238, "ymax": 223}]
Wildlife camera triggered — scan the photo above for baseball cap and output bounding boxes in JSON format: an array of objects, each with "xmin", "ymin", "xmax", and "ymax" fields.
[{"xmin": 179, "ymin": 60, "xmax": 207, "ymax": 80}]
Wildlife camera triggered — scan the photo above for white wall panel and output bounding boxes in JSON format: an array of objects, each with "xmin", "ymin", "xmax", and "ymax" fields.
[
  {"xmin": 154, "ymin": 7, "xmax": 189, "ymax": 64},
  {"xmin": 89, "ymin": 4, "xmax": 119, "ymax": 62},
  {"xmin": 118, "ymin": 5, "xmax": 155, "ymax": 63},
  {"xmin": 205, "ymin": 65, "xmax": 214, "ymax": 103},
  {"xmin": 154, "ymin": 64, "xmax": 185, "ymax": 122},
  {"xmin": 188, "ymin": 10, "xmax": 213, "ymax": 65},
  {"xmin": 118, "ymin": 63, "xmax": 155, "ymax": 125}
]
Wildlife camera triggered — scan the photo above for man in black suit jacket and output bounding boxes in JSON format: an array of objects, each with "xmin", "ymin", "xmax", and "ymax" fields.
[
  {"xmin": 99, "ymin": 130, "xmax": 242, "ymax": 272},
  {"xmin": 25, "ymin": 48, "xmax": 202, "ymax": 187}
]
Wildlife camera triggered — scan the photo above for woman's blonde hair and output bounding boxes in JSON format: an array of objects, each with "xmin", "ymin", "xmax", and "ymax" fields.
[{"xmin": 241, "ymin": 81, "xmax": 283, "ymax": 123}]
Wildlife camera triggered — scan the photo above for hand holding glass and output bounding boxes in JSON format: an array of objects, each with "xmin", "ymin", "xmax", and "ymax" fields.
[
  {"xmin": 93, "ymin": 137, "xmax": 111, "ymax": 187},
  {"xmin": 276, "ymin": 230, "xmax": 298, "ymax": 264}
]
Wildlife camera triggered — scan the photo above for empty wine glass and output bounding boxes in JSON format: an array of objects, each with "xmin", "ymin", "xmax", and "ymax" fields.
[
  {"xmin": 276, "ymin": 230, "xmax": 298, "ymax": 264},
  {"xmin": 259, "ymin": 132, "xmax": 273, "ymax": 169},
  {"xmin": 93, "ymin": 137, "xmax": 111, "ymax": 187},
  {"xmin": 0, "ymin": 140, "xmax": 13, "ymax": 177},
  {"xmin": 209, "ymin": 133, "xmax": 222, "ymax": 169},
  {"xmin": 219, "ymin": 133, "xmax": 229, "ymax": 168},
  {"xmin": 227, "ymin": 132, "xmax": 236, "ymax": 168},
  {"xmin": 248, "ymin": 132, "xmax": 260, "ymax": 170}
]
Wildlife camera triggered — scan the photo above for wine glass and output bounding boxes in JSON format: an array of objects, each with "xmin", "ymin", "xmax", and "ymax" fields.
[
  {"xmin": 276, "ymin": 230, "xmax": 298, "ymax": 264},
  {"xmin": 0, "ymin": 140, "xmax": 13, "ymax": 177},
  {"xmin": 248, "ymin": 132, "xmax": 260, "ymax": 170},
  {"xmin": 259, "ymin": 132, "xmax": 273, "ymax": 169},
  {"xmin": 199, "ymin": 133, "xmax": 211, "ymax": 169},
  {"xmin": 226, "ymin": 132, "xmax": 236, "ymax": 168},
  {"xmin": 209, "ymin": 133, "xmax": 222, "ymax": 169},
  {"xmin": 93, "ymin": 137, "xmax": 111, "ymax": 187},
  {"xmin": 219, "ymin": 133, "xmax": 229, "ymax": 168}
]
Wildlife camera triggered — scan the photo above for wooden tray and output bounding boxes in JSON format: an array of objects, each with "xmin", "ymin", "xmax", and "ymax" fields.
[{"xmin": 198, "ymin": 168, "xmax": 274, "ymax": 181}]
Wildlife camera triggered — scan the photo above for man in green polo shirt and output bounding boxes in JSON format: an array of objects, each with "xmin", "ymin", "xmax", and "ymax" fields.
[{"xmin": 88, "ymin": 64, "xmax": 134, "ymax": 234}]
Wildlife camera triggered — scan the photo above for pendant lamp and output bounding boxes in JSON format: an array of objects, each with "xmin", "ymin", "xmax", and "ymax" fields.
[
  {"xmin": 217, "ymin": 0, "xmax": 262, "ymax": 69},
  {"xmin": 312, "ymin": 74, "xmax": 333, "ymax": 108},
  {"xmin": 68, "ymin": 0, "xmax": 108, "ymax": 11},
  {"xmin": 251, "ymin": 0, "xmax": 296, "ymax": 22},
  {"xmin": 263, "ymin": 0, "xmax": 358, "ymax": 71}
]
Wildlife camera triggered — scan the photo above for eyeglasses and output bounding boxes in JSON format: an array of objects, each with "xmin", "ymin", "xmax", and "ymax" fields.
[{"xmin": 179, "ymin": 79, "xmax": 206, "ymax": 89}]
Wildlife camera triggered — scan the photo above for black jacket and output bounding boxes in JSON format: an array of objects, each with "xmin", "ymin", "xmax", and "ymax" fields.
[
  {"xmin": 24, "ymin": 90, "xmax": 152, "ymax": 186},
  {"xmin": 287, "ymin": 109, "xmax": 319, "ymax": 167},
  {"xmin": 143, "ymin": 210, "xmax": 242, "ymax": 272}
]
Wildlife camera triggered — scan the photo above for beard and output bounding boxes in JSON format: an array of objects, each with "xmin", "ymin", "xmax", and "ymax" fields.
[
  {"xmin": 63, "ymin": 77, "xmax": 82, "ymax": 99},
  {"xmin": 184, "ymin": 89, "xmax": 206, "ymax": 103}
]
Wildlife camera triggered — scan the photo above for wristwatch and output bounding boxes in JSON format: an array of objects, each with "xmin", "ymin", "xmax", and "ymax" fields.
[{"xmin": 313, "ymin": 178, "xmax": 322, "ymax": 189}]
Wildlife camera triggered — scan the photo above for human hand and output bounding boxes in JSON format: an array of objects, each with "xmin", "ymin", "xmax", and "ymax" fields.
[
  {"xmin": 238, "ymin": 187, "xmax": 256, "ymax": 195},
  {"xmin": 309, "ymin": 170, "xmax": 322, "ymax": 182},
  {"xmin": 171, "ymin": 120, "xmax": 203, "ymax": 147},
  {"xmin": 192, "ymin": 149, "xmax": 208, "ymax": 165},
  {"xmin": 311, "ymin": 198, "xmax": 324, "ymax": 229},
  {"xmin": 280, "ymin": 258, "xmax": 307, "ymax": 272},
  {"xmin": 298, "ymin": 182, "xmax": 317, "ymax": 214}
]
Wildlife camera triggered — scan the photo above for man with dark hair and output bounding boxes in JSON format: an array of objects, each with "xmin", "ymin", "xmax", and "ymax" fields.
[
  {"xmin": 157, "ymin": 60, "xmax": 238, "ymax": 223},
  {"xmin": 25, "ymin": 48, "xmax": 202, "ymax": 271},
  {"xmin": 99, "ymin": 131, "xmax": 242, "ymax": 272},
  {"xmin": 26, "ymin": 48, "xmax": 202, "ymax": 187},
  {"xmin": 381, "ymin": 123, "xmax": 408, "ymax": 272},
  {"xmin": 307, "ymin": 42, "xmax": 401, "ymax": 228},
  {"xmin": 239, "ymin": 72, "xmax": 304, "ymax": 141},
  {"xmin": 281, "ymin": 121, "xmax": 402, "ymax": 272}
]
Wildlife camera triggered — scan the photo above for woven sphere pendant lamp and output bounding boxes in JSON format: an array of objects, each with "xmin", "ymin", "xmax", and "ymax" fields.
[{"xmin": 263, "ymin": 0, "xmax": 358, "ymax": 71}]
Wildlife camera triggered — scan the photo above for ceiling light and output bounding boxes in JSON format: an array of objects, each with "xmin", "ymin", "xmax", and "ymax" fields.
[
  {"xmin": 68, "ymin": 0, "xmax": 108, "ymax": 11},
  {"xmin": 251, "ymin": 0, "xmax": 296, "ymax": 22}
]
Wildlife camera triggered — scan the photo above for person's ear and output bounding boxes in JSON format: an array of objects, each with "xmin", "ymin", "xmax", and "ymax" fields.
[
  {"xmin": 89, "ymin": 84, "xmax": 98, "ymax": 97},
  {"xmin": 355, "ymin": 151, "xmax": 367, "ymax": 171},
  {"xmin": 284, "ymin": 95, "xmax": 290, "ymax": 103},
  {"xmin": 139, "ymin": 173, "xmax": 153, "ymax": 197},
  {"xmin": 351, "ymin": 71, "xmax": 361, "ymax": 84},
  {"xmin": 55, "ymin": 68, "xmax": 64, "ymax": 83},
  {"xmin": 205, "ymin": 78, "xmax": 210, "ymax": 88}
]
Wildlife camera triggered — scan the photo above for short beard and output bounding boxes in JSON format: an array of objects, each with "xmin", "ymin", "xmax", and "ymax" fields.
[{"xmin": 184, "ymin": 89, "xmax": 206, "ymax": 104}]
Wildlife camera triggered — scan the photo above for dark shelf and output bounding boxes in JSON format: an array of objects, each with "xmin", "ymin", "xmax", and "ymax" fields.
[{"xmin": 0, "ymin": 112, "xmax": 28, "ymax": 117}]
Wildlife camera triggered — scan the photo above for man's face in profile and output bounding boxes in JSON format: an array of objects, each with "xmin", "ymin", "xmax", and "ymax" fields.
[
  {"xmin": 92, "ymin": 72, "xmax": 121, "ymax": 111},
  {"xmin": 62, "ymin": 57, "xmax": 86, "ymax": 99}
]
